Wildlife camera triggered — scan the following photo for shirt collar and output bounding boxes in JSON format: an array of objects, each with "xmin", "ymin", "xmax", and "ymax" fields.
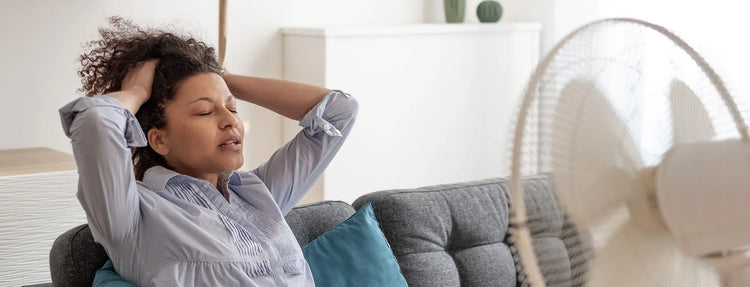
[
  {"xmin": 142, "ymin": 166, "xmax": 182, "ymax": 193},
  {"xmin": 142, "ymin": 165, "xmax": 242, "ymax": 193}
]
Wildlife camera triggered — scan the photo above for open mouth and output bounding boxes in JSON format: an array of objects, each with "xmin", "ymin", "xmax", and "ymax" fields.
[
  {"xmin": 219, "ymin": 135, "xmax": 242, "ymax": 150},
  {"xmin": 219, "ymin": 140, "xmax": 240, "ymax": 147}
]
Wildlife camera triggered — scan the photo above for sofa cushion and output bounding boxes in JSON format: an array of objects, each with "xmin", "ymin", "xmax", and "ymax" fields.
[
  {"xmin": 284, "ymin": 200, "xmax": 356, "ymax": 246},
  {"xmin": 49, "ymin": 223, "xmax": 109, "ymax": 287},
  {"xmin": 511, "ymin": 175, "xmax": 590, "ymax": 286},
  {"xmin": 353, "ymin": 176, "xmax": 578, "ymax": 287},
  {"xmin": 353, "ymin": 178, "xmax": 517, "ymax": 287}
]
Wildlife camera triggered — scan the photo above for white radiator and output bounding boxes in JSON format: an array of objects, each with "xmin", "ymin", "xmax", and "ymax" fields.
[{"xmin": 0, "ymin": 170, "xmax": 84, "ymax": 286}]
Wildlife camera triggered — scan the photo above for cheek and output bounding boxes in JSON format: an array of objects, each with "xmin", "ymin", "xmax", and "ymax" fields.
[{"xmin": 168, "ymin": 122, "xmax": 215, "ymax": 153}]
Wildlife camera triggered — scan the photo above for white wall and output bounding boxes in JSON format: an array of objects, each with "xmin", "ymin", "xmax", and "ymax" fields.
[
  {"xmin": 0, "ymin": 0, "xmax": 212, "ymax": 154},
  {"xmin": 0, "ymin": 0, "xmax": 579, "ymax": 170},
  {"xmin": 0, "ymin": 0, "xmax": 424, "ymax": 168},
  {"xmin": 0, "ymin": 0, "xmax": 548, "ymax": 170},
  {"xmin": 3, "ymin": 0, "xmax": 748, "ymax": 170},
  {"xmin": 224, "ymin": 0, "xmax": 424, "ymax": 168},
  {"xmin": 537, "ymin": 0, "xmax": 750, "ymax": 94}
]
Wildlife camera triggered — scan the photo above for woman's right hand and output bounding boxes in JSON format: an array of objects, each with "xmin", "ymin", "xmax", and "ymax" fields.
[{"xmin": 105, "ymin": 59, "xmax": 159, "ymax": 114}]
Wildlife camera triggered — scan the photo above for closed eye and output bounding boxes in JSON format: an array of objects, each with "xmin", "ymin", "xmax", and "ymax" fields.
[{"xmin": 198, "ymin": 111, "xmax": 213, "ymax": 116}]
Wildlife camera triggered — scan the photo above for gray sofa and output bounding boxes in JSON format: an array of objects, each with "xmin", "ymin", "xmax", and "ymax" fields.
[{"xmin": 29, "ymin": 176, "xmax": 585, "ymax": 286}]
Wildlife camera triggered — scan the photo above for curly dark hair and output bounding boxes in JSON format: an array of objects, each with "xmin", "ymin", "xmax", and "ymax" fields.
[{"xmin": 79, "ymin": 16, "xmax": 222, "ymax": 180}]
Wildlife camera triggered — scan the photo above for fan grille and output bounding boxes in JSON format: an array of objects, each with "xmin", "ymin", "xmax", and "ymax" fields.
[{"xmin": 509, "ymin": 18, "xmax": 747, "ymax": 286}]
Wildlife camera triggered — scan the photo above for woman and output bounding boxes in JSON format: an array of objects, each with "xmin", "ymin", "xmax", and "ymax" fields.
[{"xmin": 60, "ymin": 17, "xmax": 357, "ymax": 286}]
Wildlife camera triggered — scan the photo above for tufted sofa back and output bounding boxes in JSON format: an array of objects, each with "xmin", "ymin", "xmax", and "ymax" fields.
[{"xmin": 352, "ymin": 176, "xmax": 586, "ymax": 287}]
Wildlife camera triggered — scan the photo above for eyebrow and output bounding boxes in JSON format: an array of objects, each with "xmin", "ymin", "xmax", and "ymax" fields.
[{"xmin": 190, "ymin": 95, "xmax": 236, "ymax": 104}]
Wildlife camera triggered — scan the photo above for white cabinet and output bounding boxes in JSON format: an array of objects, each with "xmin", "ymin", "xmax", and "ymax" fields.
[
  {"xmin": 282, "ymin": 23, "xmax": 541, "ymax": 204},
  {"xmin": 0, "ymin": 148, "xmax": 83, "ymax": 285}
]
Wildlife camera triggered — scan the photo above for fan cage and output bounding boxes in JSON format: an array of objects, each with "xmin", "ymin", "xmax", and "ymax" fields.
[{"xmin": 508, "ymin": 18, "xmax": 748, "ymax": 287}]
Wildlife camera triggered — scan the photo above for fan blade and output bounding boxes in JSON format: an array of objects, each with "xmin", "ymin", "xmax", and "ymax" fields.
[
  {"xmin": 668, "ymin": 79, "xmax": 715, "ymax": 143},
  {"xmin": 551, "ymin": 78, "xmax": 643, "ymax": 228},
  {"xmin": 588, "ymin": 218, "xmax": 720, "ymax": 287}
]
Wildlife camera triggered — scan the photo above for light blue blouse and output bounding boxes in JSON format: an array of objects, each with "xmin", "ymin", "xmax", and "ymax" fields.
[{"xmin": 59, "ymin": 90, "xmax": 358, "ymax": 286}]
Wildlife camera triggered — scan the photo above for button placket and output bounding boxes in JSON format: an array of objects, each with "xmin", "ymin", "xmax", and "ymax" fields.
[{"xmin": 194, "ymin": 181, "xmax": 271, "ymax": 271}]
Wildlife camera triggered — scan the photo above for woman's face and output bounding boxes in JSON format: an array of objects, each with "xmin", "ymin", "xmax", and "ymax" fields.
[{"xmin": 150, "ymin": 72, "xmax": 244, "ymax": 180}]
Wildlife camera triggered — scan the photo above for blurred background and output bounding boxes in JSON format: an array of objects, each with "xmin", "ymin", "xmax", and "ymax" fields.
[{"xmin": 2, "ymin": 0, "xmax": 748, "ymax": 166}]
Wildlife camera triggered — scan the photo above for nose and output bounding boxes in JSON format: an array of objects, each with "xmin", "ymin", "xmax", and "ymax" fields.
[{"xmin": 219, "ymin": 107, "xmax": 239, "ymax": 129}]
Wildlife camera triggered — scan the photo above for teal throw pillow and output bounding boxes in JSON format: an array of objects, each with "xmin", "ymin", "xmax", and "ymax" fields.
[
  {"xmin": 302, "ymin": 203, "xmax": 408, "ymax": 286},
  {"xmin": 93, "ymin": 260, "xmax": 135, "ymax": 287}
]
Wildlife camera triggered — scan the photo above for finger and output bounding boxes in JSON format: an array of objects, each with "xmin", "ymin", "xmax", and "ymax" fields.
[
  {"xmin": 142, "ymin": 59, "xmax": 159, "ymax": 69},
  {"xmin": 129, "ymin": 59, "xmax": 158, "ymax": 71}
]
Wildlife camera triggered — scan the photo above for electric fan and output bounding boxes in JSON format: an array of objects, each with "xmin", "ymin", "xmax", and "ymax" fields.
[{"xmin": 509, "ymin": 18, "xmax": 750, "ymax": 287}]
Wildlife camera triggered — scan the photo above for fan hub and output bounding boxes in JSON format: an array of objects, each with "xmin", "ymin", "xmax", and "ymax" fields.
[
  {"xmin": 657, "ymin": 139, "xmax": 750, "ymax": 257},
  {"xmin": 627, "ymin": 167, "xmax": 668, "ymax": 231}
]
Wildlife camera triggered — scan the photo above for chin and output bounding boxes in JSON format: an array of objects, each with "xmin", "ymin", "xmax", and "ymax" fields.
[
  {"xmin": 211, "ymin": 152, "xmax": 244, "ymax": 172},
  {"xmin": 225, "ymin": 156, "xmax": 244, "ymax": 171}
]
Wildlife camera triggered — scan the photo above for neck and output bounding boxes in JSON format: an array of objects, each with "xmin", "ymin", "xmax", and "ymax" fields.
[
  {"xmin": 171, "ymin": 167, "xmax": 232, "ymax": 202},
  {"xmin": 173, "ymin": 167, "xmax": 219, "ymax": 187}
]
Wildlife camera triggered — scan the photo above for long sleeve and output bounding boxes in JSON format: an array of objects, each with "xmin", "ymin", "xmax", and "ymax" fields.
[
  {"xmin": 60, "ymin": 95, "xmax": 146, "ymax": 244},
  {"xmin": 251, "ymin": 90, "xmax": 358, "ymax": 215}
]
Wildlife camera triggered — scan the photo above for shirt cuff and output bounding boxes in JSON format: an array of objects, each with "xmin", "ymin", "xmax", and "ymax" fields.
[
  {"xmin": 298, "ymin": 90, "xmax": 350, "ymax": 137},
  {"xmin": 59, "ymin": 95, "xmax": 148, "ymax": 147}
]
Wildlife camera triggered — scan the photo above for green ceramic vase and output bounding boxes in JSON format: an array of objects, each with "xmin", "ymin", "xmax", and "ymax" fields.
[
  {"xmin": 477, "ymin": 0, "xmax": 503, "ymax": 23},
  {"xmin": 444, "ymin": 0, "xmax": 466, "ymax": 23}
]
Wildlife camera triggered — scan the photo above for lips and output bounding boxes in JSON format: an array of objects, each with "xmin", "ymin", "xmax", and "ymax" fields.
[{"xmin": 219, "ymin": 135, "xmax": 242, "ymax": 151}]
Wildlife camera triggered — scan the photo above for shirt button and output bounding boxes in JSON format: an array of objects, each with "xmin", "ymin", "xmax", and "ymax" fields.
[{"xmin": 323, "ymin": 123, "xmax": 332, "ymax": 131}]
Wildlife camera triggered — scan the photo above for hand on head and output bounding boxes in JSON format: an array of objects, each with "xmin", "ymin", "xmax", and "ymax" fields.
[
  {"xmin": 104, "ymin": 59, "xmax": 158, "ymax": 114},
  {"xmin": 122, "ymin": 59, "xmax": 159, "ymax": 104}
]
